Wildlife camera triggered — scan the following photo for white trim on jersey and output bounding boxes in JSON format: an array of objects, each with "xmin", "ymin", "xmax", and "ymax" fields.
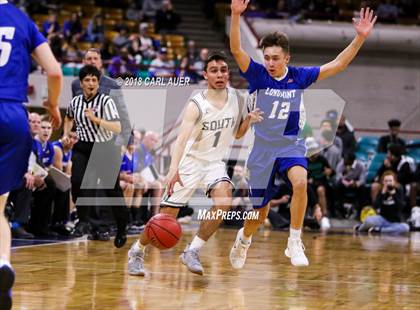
[
  {"xmin": 274, "ymin": 66, "xmax": 289, "ymax": 81},
  {"xmin": 0, "ymin": 0, "xmax": 8, "ymax": 4}
]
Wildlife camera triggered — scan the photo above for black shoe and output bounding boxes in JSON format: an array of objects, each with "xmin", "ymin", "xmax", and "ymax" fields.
[
  {"xmin": 52, "ymin": 224, "xmax": 72, "ymax": 236},
  {"xmin": 88, "ymin": 231, "xmax": 110, "ymax": 241},
  {"xmin": 114, "ymin": 232, "xmax": 127, "ymax": 248},
  {"xmin": 353, "ymin": 224, "xmax": 361, "ymax": 233},
  {"xmin": 0, "ymin": 265, "xmax": 14, "ymax": 310},
  {"xmin": 368, "ymin": 226, "xmax": 381, "ymax": 234},
  {"xmin": 71, "ymin": 222, "xmax": 90, "ymax": 238},
  {"xmin": 12, "ymin": 226, "xmax": 34, "ymax": 239}
]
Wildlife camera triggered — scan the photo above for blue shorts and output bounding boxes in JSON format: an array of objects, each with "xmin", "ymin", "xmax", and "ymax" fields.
[
  {"xmin": 0, "ymin": 102, "xmax": 32, "ymax": 195},
  {"xmin": 247, "ymin": 143, "xmax": 307, "ymax": 209}
]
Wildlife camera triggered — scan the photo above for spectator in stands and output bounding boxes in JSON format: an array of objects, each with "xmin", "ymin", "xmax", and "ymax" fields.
[
  {"xmin": 126, "ymin": 2, "xmax": 143, "ymax": 21},
  {"xmin": 307, "ymin": 139, "xmax": 333, "ymax": 226},
  {"xmin": 62, "ymin": 43, "xmax": 83, "ymax": 63},
  {"xmin": 149, "ymin": 47, "xmax": 175, "ymax": 78},
  {"xmin": 48, "ymin": 31, "xmax": 64, "ymax": 62},
  {"xmin": 371, "ymin": 144, "xmax": 415, "ymax": 203},
  {"xmin": 30, "ymin": 116, "xmax": 57, "ymax": 237},
  {"xmin": 336, "ymin": 116, "xmax": 357, "ymax": 158},
  {"xmin": 137, "ymin": 131, "xmax": 163, "ymax": 217},
  {"xmin": 86, "ymin": 14, "xmax": 105, "ymax": 43},
  {"xmin": 267, "ymin": 181, "xmax": 323, "ymax": 230},
  {"xmin": 377, "ymin": 119, "xmax": 406, "ymax": 153},
  {"xmin": 29, "ymin": 112, "xmax": 41, "ymax": 136},
  {"xmin": 51, "ymin": 130, "xmax": 78, "ymax": 235},
  {"xmin": 192, "ymin": 48, "xmax": 209, "ymax": 81},
  {"xmin": 63, "ymin": 12, "xmax": 84, "ymax": 43},
  {"xmin": 128, "ymin": 23, "xmax": 156, "ymax": 60},
  {"xmin": 108, "ymin": 47, "xmax": 137, "ymax": 78},
  {"xmin": 376, "ymin": 0, "xmax": 399, "ymax": 24},
  {"xmin": 120, "ymin": 136, "xmax": 148, "ymax": 226},
  {"xmin": 335, "ymin": 153, "xmax": 366, "ymax": 215},
  {"xmin": 355, "ymin": 171, "xmax": 409, "ymax": 234},
  {"xmin": 113, "ymin": 24, "xmax": 130, "ymax": 49},
  {"xmin": 320, "ymin": 129, "xmax": 341, "ymax": 172},
  {"xmin": 155, "ymin": 0, "xmax": 182, "ymax": 34},
  {"xmin": 187, "ymin": 40, "xmax": 198, "ymax": 64},
  {"xmin": 142, "ymin": 0, "xmax": 164, "ymax": 18},
  {"xmin": 8, "ymin": 113, "xmax": 41, "ymax": 239},
  {"xmin": 8, "ymin": 113, "xmax": 43, "ymax": 239},
  {"xmin": 72, "ymin": 48, "xmax": 131, "ymax": 144},
  {"xmin": 132, "ymin": 129, "xmax": 143, "ymax": 146},
  {"xmin": 175, "ymin": 56, "xmax": 196, "ymax": 83},
  {"xmin": 320, "ymin": 119, "xmax": 343, "ymax": 154},
  {"xmin": 42, "ymin": 12, "xmax": 61, "ymax": 38}
]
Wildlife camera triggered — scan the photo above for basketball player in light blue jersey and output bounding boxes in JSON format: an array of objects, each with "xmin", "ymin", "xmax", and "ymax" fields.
[
  {"xmin": 0, "ymin": 1, "xmax": 62, "ymax": 308},
  {"xmin": 229, "ymin": 0, "xmax": 377, "ymax": 267}
]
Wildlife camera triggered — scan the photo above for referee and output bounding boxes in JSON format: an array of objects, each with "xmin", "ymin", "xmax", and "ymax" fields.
[{"xmin": 63, "ymin": 65, "xmax": 128, "ymax": 248}]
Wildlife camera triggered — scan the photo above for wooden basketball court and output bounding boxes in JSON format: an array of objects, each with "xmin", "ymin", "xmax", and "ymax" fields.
[{"xmin": 11, "ymin": 229, "xmax": 420, "ymax": 309}]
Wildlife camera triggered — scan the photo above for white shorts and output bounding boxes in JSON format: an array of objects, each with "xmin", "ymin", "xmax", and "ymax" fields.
[{"xmin": 161, "ymin": 156, "xmax": 233, "ymax": 208}]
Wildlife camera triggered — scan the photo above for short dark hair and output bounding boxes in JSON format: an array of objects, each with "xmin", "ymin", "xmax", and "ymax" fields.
[
  {"xmin": 259, "ymin": 32, "xmax": 290, "ymax": 53},
  {"xmin": 204, "ymin": 51, "xmax": 228, "ymax": 71},
  {"xmin": 79, "ymin": 65, "xmax": 101, "ymax": 81},
  {"xmin": 388, "ymin": 119, "xmax": 401, "ymax": 128}
]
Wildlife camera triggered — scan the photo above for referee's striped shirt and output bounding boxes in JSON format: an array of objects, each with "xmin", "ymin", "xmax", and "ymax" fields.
[{"xmin": 66, "ymin": 93, "xmax": 120, "ymax": 143}]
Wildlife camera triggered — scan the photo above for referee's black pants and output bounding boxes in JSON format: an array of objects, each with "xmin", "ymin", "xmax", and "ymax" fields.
[{"xmin": 71, "ymin": 140, "xmax": 128, "ymax": 234}]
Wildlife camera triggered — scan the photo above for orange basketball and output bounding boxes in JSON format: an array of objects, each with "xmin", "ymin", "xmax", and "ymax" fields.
[{"xmin": 145, "ymin": 214, "xmax": 182, "ymax": 249}]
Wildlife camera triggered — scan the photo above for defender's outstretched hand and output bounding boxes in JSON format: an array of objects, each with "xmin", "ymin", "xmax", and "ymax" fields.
[
  {"xmin": 248, "ymin": 108, "xmax": 264, "ymax": 124},
  {"xmin": 231, "ymin": 0, "xmax": 250, "ymax": 15},
  {"xmin": 353, "ymin": 7, "xmax": 377, "ymax": 39}
]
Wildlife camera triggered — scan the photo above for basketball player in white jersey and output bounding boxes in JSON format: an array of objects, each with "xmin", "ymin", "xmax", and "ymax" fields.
[{"xmin": 127, "ymin": 51, "xmax": 263, "ymax": 276}]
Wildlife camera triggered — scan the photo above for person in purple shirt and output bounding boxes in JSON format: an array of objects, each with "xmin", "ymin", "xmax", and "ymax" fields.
[
  {"xmin": 0, "ymin": 1, "xmax": 62, "ymax": 308},
  {"xmin": 229, "ymin": 0, "xmax": 377, "ymax": 268}
]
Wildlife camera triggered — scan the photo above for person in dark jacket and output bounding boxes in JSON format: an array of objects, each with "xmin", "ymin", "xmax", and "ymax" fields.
[
  {"xmin": 356, "ymin": 170, "xmax": 409, "ymax": 234},
  {"xmin": 377, "ymin": 119, "xmax": 406, "ymax": 153}
]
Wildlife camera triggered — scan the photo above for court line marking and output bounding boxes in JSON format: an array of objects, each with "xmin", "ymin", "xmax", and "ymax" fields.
[{"xmin": 12, "ymin": 225, "xmax": 197, "ymax": 250}]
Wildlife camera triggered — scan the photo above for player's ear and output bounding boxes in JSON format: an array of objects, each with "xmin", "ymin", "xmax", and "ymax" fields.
[
  {"xmin": 285, "ymin": 54, "xmax": 290, "ymax": 64},
  {"xmin": 203, "ymin": 70, "xmax": 208, "ymax": 80}
]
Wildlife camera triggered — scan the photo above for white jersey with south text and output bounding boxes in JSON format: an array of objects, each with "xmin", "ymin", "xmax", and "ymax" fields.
[{"xmin": 184, "ymin": 88, "xmax": 241, "ymax": 162}]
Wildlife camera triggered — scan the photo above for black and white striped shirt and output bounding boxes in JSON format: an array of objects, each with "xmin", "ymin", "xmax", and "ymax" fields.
[{"xmin": 66, "ymin": 93, "xmax": 120, "ymax": 142}]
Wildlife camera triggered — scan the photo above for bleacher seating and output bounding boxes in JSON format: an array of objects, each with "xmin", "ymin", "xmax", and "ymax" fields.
[{"xmin": 355, "ymin": 136, "xmax": 379, "ymax": 162}]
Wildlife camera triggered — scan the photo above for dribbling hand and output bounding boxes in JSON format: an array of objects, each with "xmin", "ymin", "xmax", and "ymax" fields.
[{"xmin": 164, "ymin": 170, "xmax": 183, "ymax": 197}]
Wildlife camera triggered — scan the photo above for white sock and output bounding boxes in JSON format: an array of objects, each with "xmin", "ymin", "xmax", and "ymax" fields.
[
  {"xmin": 133, "ymin": 240, "xmax": 145, "ymax": 253},
  {"xmin": 189, "ymin": 236, "xmax": 206, "ymax": 251},
  {"xmin": 240, "ymin": 228, "xmax": 252, "ymax": 244},
  {"xmin": 290, "ymin": 228, "xmax": 302, "ymax": 239},
  {"xmin": 0, "ymin": 259, "xmax": 11, "ymax": 268}
]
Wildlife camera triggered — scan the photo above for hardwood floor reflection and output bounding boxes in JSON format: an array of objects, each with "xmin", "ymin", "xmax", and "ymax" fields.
[{"xmin": 12, "ymin": 230, "xmax": 420, "ymax": 309}]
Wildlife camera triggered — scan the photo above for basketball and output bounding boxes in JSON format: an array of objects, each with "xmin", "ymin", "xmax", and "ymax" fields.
[{"xmin": 145, "ymin": 214, "xmax": 182, "ymax": 249}]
